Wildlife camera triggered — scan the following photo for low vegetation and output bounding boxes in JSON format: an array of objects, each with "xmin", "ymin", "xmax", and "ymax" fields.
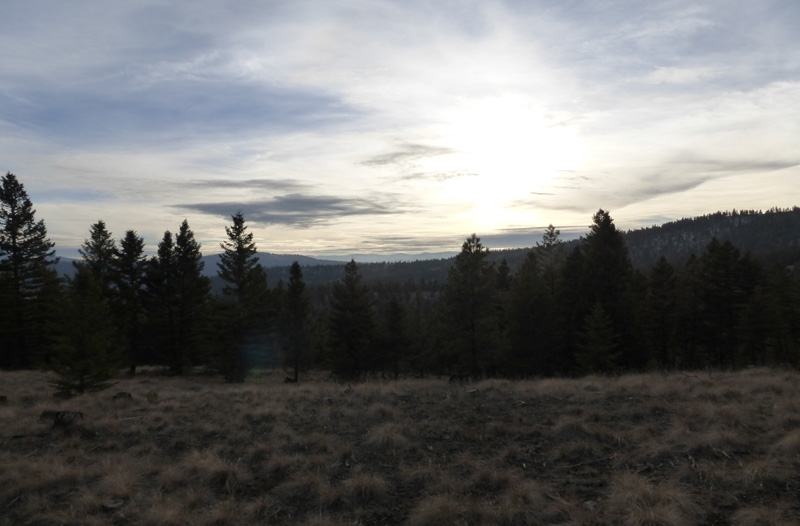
[{"xmin": 2, "ymin": 367, "xmax": 799, "ymax": 525}]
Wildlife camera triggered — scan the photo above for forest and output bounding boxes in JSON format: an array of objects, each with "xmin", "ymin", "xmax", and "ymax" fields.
[{"xmin": 2, "ymin": 171, "xmax": 799, "ymax": 392}]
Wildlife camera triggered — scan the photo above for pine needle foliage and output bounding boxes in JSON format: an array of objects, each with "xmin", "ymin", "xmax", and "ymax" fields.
[
  {"xmin": 0, "ymin": 172, "xmax": 58, "ymax": 369},
  {"xmin": 49, "ymin": 266, "xmax": 118, "ymax": 395}
]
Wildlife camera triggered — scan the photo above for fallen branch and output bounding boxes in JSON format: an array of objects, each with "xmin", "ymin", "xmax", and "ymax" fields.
[{"xmin": 555, "ymin": 455, "xmax": 614, "ymax": 470}]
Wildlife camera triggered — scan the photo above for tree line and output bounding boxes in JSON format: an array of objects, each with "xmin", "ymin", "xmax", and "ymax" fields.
[{"xmin": 1, "ymin": 172, "xmax": 799, "ymax": 391}]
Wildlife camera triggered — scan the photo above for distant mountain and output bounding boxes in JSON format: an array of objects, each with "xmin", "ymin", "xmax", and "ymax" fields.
[
  {"xmin": 51, "ymin": 253, "xmax": 343, "ymax": 279},
  {"xmin": 315, "ymin": 252, "xmax": 459, "ymax": 263},
  {"xmin": 50, "ymin": 207, "xmax": 800, "ymax": 286},
  {"xmin": 199, "ymin": 253, "xmax": 341, "ymax": 277}
]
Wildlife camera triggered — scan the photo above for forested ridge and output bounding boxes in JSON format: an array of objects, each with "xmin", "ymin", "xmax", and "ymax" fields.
[
  {"xmin": 2, "ymin": 171, "xmax": 799, "ymax": 391},
  {"xmin": 262, "ymin": 207, "xmax": 800, "ymax": 287}
]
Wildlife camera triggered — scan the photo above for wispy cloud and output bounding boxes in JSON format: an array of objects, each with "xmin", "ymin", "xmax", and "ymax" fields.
[
  {"xmin": 189, "ymin": 178, "xmax": 310, "ymax": 193},
  {"xmin": 176, "ymin": 192, "xmax": 407, "ymax": 228},
  {"xmin": 362, "ymin": 143, "xmax": 454, "ymax": 166}
]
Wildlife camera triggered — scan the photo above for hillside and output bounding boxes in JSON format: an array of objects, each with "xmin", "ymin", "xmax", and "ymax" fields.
[
  {"xmin": 261, "ymin": 207, "xmax": 800, "ymax": 287},
  {"xmin": 624, "ymin": 207, "xmax": 800, "ymax": 269},
  {"xmin": 55, "ymin": 207, "xmax": 800, "ymax": 287}
]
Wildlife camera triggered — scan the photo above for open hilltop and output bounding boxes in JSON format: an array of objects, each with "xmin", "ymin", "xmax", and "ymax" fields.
[{"xmin": 2, "ymin": 368, "xmax": 799, "ymax": 525}]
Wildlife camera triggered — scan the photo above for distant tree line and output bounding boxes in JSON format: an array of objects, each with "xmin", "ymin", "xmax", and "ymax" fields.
[{"xmin": 1, "ymin": 171, "xmax": 799, "ymax": 391}]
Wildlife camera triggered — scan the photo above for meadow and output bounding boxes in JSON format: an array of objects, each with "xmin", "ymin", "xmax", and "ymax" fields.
[{"xmin": 1, "ymin": 368, "xmax": 799, "ymax": 525}]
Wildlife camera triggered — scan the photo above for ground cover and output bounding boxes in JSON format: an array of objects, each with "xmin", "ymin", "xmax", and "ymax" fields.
[{"xmin": 1, "ymin": 368, "xmax": 799, "ymax": 525}]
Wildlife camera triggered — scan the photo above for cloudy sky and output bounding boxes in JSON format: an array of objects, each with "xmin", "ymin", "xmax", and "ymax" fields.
[{"xmin": 2, "ymin": 1, "xmax": 799, "ymax": 259}]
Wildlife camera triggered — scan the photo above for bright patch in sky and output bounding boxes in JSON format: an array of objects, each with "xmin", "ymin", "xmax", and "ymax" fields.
[{"xmin": 1, "ymin": 1, "xmax": 799, "ymax": 258}]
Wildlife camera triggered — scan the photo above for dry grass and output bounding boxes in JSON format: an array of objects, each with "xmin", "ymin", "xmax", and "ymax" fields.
[{"xmin": 1, "ymin": 367, "xmax": 799, "ymax": 524}]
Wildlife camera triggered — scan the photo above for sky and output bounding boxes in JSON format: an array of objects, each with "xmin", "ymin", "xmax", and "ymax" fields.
[{"xmin": 2, "ymin": 1, "xmax": 799, "ymax": 259}]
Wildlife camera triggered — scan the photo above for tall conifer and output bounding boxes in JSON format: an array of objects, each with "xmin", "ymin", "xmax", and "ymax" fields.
[{"xmin": 0, "ymin": 172, "xmax": 58, "ymax": 368}]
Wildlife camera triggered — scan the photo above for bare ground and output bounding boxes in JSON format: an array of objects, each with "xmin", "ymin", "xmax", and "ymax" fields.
[{"xmin": 1, "ymin": 367, "xmax": 799, "ymax": 525}]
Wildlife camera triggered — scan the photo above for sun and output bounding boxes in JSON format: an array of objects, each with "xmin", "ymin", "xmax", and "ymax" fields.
[{"xmin": 423, "ymin": 94, "xmax": 583, "ymax": 228}]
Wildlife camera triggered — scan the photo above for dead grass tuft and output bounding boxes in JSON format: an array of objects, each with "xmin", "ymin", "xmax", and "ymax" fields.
[
  {"xmin": 731, "ymin": 505, "xmax": 797, "ymax": 526},
  {"xmin": 343, "ymin": 472, "xmax": 388, "ymax": 505},
  {"xmin": 773, "ymin": 428, "xmax": 800, "ymax": 453},
  {"xmin": 406, "ymin": 495, "xmax": 464, "ymax": 526},
  {"xmin": 273, "ymin": 472, "xmax": 324, "ymax": 507},
  {"xmin": 465, "ymin": 465, "xmax": 520, "ymax": 495},
  {"xmin": 364, "ymin": 422, "xmax": 410, "ymax": 451},
  {"xmin": 606, "ymin": 472, "xmax": 701, "ymax": 526}
]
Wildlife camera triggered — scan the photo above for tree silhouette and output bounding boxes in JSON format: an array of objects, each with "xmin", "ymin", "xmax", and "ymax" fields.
[
  {"xmin": 146, "ymin": 221, "xmax": 210, "ymax": 374},
  {"xmin": 49, "ymin": 265, "xmax": 118, "ymax": 395},
  {"xmin": 76, "ymin": 220, "xmax": 117, "ymax": 295},
  {"xmin": 216, "ymin": 212, "xmax": 269, "ymax": 382},
  {"xmin": 111, "ymin": 230, "xmax": 147, "ymax": 374},
  {"xmin": 279, "ymin": 261, "xmax": 311, "ymax": 382},
  {"xmin": 380, "ymin": 295, "xmax": 408, "ymax": 379},
  {"xmin": 217, "ymin": 211, "xmax": 261, "ymax": 303},
  {"xmin": 0, "ymin": 172, "xmax": 58, "ymax": 369},
  {"xmin": 329, "ymin": 260, "xmax": 374, "ymax": 380},
  {"xmin": 580, "ymin": 209, "xmax": 643, "ymax": 369},
  {"xmin": 646, "ymin": 256, "xmax": 678, "ymax": 368},
  {"xmin": 574, "ymin": 302, "xmax": 620, "ymax": 375},
  {"xmin": 442, "ymin": 234, "xmax": 499, "ymax": 378}
]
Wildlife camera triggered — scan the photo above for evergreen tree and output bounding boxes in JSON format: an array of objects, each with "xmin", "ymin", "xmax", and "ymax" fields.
[
  {"xmin": 697, "ymin": 238, "xmax": 755, "ymax": 368},
  {"xmin": 675, "ymin": 254, "xmax": 704, "ymax": 368},
  {"xmin": 145, "ymin": 231, "xmax": 178, "ymax": 369},
  {"xmin": 740, "ymin": 264, "xmax": 800, "ymax": 366},
  {"xmin": 538, "ymin": 224, "xmax": 563, "ymax": 249},
  {"xmin": 145, "ymin": 221, "xmax": 210, "ymax": 374},
  {"xmin": 507, "ymin": 225, "xmax": 568, "ymax": 376},
  {"xmin": 380, "ymin": 295, "xmax": 408, "ymax": 380},
  {"xmin": 217, "ymin": 211, "xmax": 261, "ymax": 304},
  {"xmin": 216, "ymin": 212, "xmax": 270, "ymax": 382},
  {"xmin": 580, "ymin": 209, "xmax": 644, "ymax": 369},
  {"xmin": 76, "ymin": 220, "xmax": 117, "ymax": 294},
  {"xmin": 49, "ymin": 265, "xmax": 118, "ymax": 395},
  {"xmin": 279, "ymin": 261, "xmax": 311, "ymax": 382},
  {"xmin": 329, "ymin": 260, "xmax": 374, "ymax": 380},
  {"xmin": 646, "ymin": 256, "xmax": 678, "ymax": 368},
  {"xmin": 442, "ymin": 234, "xmax": 499, "ymax": 378},
  {"xmin": 0, "ymin": 172, "xmax": 58, "ymax": 368},
  {"xmin": 173, "ymin": 219, "xmax": 211, "ymax": 373},
  {"xmin": 408, "ymin": 290, "xmax": 434, "ymax": 377},
  {"xmin": 111, "ymin": 230, "xmax": 147, "ymax": 374},
  {"xmin": 574, "ymin": 302, "xmax": 620, "ymax": 375}
]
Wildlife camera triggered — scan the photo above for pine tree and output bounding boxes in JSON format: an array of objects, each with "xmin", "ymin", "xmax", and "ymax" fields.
[
  {"xmin": 0, "ymin": 172, "xmax": 58, "ymax": 369},
  {"xmin": 217, "ymin": 211, "xmax": 261, "ymax": 304},
  {"xmin": 49, "ymin": 265, "xmax": 118, "ymax": 395},
  {"xmin": 279, "ymin": 261, "xmax": 311, "ymax": 382},
  {"xmin": 507, "ymin": 225, "xmax": 567, "ymax": 376},
  {"xmin": 216, "ymin": 212, "xmax": 269, "ymax": 382},
  {"xmin": 383, "ymin": 295, "xmax": 408, "ymax": 380},
  {"xmin": 538, "ymin": 224, "xmax": 563, "ymax": 249},
  {"xmin": 442, "ymin": 234, "xmax": 499, "ymax": 378},
  {"xmin": 580, "ymin": 209, "xmax": 643, "ymax": 369},
  {"xmin": 329, "ymin": 260, "xmax": 374, "ymax": 380},
  {"xmin": 145, "ymin": 221, "xmax": 210, "ymax": 374},
  {"xmin": 574, "ymin": 302, "xmax": 620, "ymax": 375},
  {"xmin": 76, "ymin": 220, "xmax": 117, "ymax": 294},
  {"xmin": 697, "ymin": 238, "xmax": 753, "ymax": 368},
  {"xmin": 646, "ymin": 256, "xmax": 678, "ymax": 368},
  {"xmin": 111, "ymin": 230, "xmax": 147, "ymax": 374}
]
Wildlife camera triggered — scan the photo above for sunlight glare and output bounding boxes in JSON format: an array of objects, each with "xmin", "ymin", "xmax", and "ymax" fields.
[{"xmin": 429, "ymin": 95, "xmax": 582, "ymax": 228}]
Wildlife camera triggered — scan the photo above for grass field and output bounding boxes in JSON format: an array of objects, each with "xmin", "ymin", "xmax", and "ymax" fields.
[{"xmin": 1, "ymin": 368, "xmax": 799, "ymax": 525}]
